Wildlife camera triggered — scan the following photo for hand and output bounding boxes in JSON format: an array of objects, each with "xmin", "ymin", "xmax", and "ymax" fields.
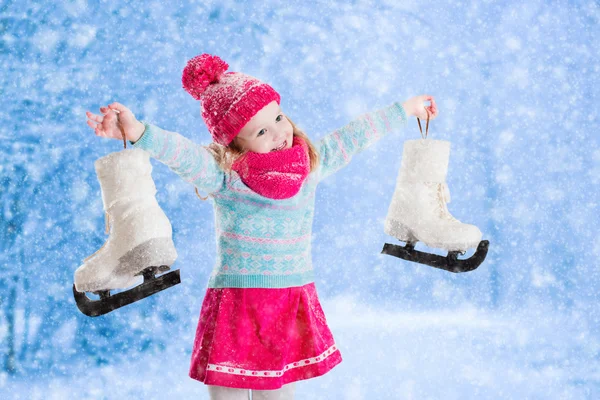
[
  {"xmin": 85, "ymin": 102, "xmax": 146, "ymax": 143},
  {"xmin": 402, "ymin": 95, "xmax": 439, "ymax": 121}
]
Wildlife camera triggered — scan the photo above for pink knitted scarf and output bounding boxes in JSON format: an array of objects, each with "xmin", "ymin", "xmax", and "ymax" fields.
[{"xmin": 231, "ymin": 135, "xmax": 310, "ymax": 199}]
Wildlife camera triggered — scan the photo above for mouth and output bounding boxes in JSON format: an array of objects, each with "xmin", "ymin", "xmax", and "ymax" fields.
[{"xmin": 271, "ymin": 140, "xmax": 287, "ymax": 152}]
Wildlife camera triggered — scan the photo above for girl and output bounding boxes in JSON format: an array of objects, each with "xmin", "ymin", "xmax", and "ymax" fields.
[{"xmin": 85, "ymin": 53, "xmax": 438, "ymax": 400}]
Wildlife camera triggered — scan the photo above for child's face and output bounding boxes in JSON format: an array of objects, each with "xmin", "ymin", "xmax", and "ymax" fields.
[{"xmin": 234, "ymin": 101, "xmax": 293, "ymax": 154}]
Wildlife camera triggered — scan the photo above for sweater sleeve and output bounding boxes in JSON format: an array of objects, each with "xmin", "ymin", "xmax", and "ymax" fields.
[
  {"xmin": 131, "ymin": 121, "xmax": 226, "ymax": 194},
  {"xmin": 316, "ymin": 102, "xmax": 408, "ymax": 182}
]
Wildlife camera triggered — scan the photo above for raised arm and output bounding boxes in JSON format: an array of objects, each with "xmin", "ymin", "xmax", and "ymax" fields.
[
  {"xmin": 316, "ymin": 102, "xmax": 408, "ymax": 182},
  {"xmin": 132, "ymin": 122, "xmax": 226, "ymax": 195},
  {"xmin": 87, "ymin": 102, "xmax": 226, "ymax": 195}
]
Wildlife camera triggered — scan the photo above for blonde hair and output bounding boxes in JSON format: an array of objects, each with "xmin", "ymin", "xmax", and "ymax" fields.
[{"xmin": 195, "ymin": 115, "xmax": 320, "ymax": 200}]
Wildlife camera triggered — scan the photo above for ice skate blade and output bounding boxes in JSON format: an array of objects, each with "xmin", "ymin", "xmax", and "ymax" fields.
[
  {"xmin": 381, "ymin": 240, "xmax": 489, "ymax": 273},
  {"xmin": 73, "ymin": 269, "xmax": 181, "ymax": 317}
]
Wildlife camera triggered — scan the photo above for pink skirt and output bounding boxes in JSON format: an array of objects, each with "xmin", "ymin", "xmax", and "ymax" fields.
[{"xmin": 188, "ymin": 282, "xmax": 343, "ymax": 390}]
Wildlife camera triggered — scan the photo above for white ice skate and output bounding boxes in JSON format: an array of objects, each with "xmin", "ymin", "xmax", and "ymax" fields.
[
  {"xmin": 381, "ymin": 115, "xmax": 489, "ymax": 273},
  {"xmin": 73, "ymin": 148, "xmax": 180, "ymax": 316}
]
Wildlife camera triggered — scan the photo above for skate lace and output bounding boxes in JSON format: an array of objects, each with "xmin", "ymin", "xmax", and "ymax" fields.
[
  {"xmin": 439, "ymin": 183, "xmax": 459, "ymax": 222},
  {"xmin": 426, "ymin": 182, "xmax": 459, "ymax": 223},
  {"xmin": 417, "ymin": 109, "xmax": 458, "ymax": 223},
  {"xmin": 83, "ymin": 212, "xmax": 111, "ymax": 262}
]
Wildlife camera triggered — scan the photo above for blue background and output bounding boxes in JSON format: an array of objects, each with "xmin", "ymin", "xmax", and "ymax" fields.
[{"xmin": 1, "ymin": 0, "xmax": 599, "ymax": 398}]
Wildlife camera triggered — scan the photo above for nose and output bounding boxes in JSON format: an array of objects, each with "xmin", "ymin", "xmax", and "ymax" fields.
[{"xmin": 273, "ymin": 129, "xmax": 286, "ymax": 144}]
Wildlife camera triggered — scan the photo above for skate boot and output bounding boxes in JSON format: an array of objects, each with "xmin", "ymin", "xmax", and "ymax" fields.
[
  {"xmin": 382, "ymin": 137, "xmax": 489, "ymax": 272},
  {"xmin": 73, "ymin": 148, "xmax": 180, "ymax": 316}
]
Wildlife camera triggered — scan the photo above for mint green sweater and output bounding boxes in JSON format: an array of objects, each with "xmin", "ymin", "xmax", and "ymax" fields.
[{"xmin": 133, "ymin": 102, "xmax": 407, "ymax": 288}]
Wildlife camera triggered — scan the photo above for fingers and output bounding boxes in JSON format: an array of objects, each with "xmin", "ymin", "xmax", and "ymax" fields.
[
  {"xmin": 429, "ymin": 96, "xmax": 437, "ymax": 110},
  {"xmin": 107, "ymin": 102, "xmax": 128, "ymax": 113},
  {"xmin": 421, "ymin": 94, "xmax": 436, "ymax": 107},
  {"xmin": 87, "ymin": 119, "xmax": 106, "ymax": 137},
  {"xmin": 424, "ymin": 106, "xmax": 438, "ymax": 120},
  {"xmin": 86, "ymin": 110, "xmax": 103, "ymax": 123},
  {"xmin": 86, "ymin": 110, "xmax": 107, "ymax": 136},
  {"xmin": 85, "ymin": 111, "xmax": 110, "ymax": 137},
  {"xmin": 421, "ymin": 94, "xmax": 438, "ymax": 117}
]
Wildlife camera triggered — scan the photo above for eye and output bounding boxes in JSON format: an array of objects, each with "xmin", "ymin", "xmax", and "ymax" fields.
[{"xmin": 256, "ymin": 115, "xmax": 284, "ymax": 137}]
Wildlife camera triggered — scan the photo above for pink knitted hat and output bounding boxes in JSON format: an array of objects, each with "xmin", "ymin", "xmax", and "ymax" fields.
[{"xmin": 182, "ymin": 54, "xmax": 281, "ymax": 146}]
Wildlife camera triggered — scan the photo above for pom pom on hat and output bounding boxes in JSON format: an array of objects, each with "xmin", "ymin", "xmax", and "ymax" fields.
[{"xmin": 182, "ymin": 54, "xmax": 229, "ymax": 100}]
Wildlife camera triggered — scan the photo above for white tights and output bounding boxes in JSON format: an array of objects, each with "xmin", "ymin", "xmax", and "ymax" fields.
[{"xmin": 207, "ymin": 382, "xmax": 296, "ymax": 400}]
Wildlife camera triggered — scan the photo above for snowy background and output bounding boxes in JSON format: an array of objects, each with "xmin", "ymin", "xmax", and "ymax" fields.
[{"xmin": 1, "ymin": 0, "xmax": 599, "ymax": 398}]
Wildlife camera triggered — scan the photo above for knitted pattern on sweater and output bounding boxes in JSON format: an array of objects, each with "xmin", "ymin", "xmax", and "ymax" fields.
[{"xmin": 133, "ymin": 102, "xmax": 407, "ymax": 288}]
